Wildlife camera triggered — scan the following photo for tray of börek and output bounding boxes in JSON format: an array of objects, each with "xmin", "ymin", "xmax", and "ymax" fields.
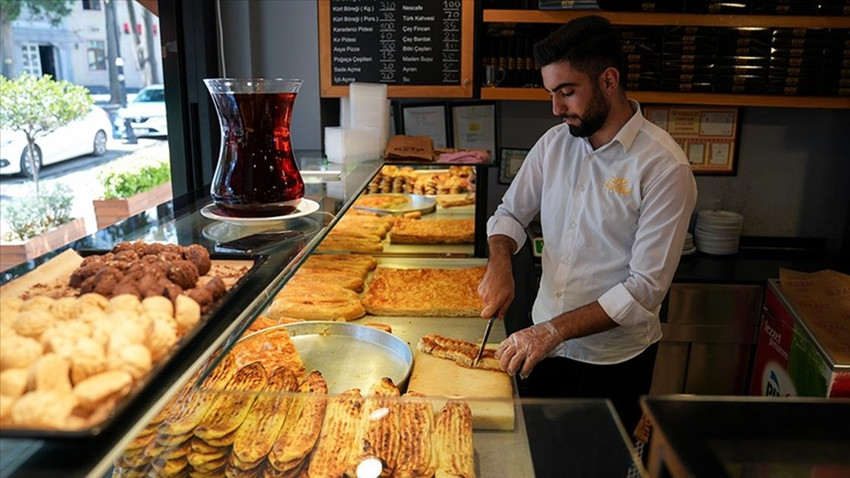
[{"xmin": 0, "ymin": 241, "xmax": 263, "ymax": 438}]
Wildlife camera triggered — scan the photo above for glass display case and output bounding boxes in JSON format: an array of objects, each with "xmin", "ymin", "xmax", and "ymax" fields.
[{"xmin": 0, "ymin": 156, "xmax": 645, "ymax": 477}]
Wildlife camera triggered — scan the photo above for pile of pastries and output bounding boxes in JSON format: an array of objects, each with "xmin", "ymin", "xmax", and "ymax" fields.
[
  {"xmin": 113, "ymin": 328, "xmax": 476, "ymax": 478},
  {"xmin": 366, "ymin": 165, "xmax": 474, "ymax": 195},
  {"xmin": 0, "ymin": 241, "xmax": 248, "ymax": 431}
]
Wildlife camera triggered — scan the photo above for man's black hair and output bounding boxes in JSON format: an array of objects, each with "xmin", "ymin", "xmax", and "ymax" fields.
[{"xmin": 533, "ymin": 15, "xmax": 626, "ymax": 88}]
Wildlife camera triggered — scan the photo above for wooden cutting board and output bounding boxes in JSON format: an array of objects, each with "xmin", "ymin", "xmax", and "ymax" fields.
[{"xmin": 407, "ymin": 350, "xmax": 515, "ymax": 430}]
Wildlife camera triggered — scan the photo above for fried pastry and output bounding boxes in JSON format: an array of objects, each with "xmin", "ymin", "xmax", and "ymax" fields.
[
  {"xmin": 193, "ymin": 361, "xmax": 267, "ymax": 443},
  {"xmin": 434, "ymin": 400, "xmax": 476, "ymax": 478},
  {"xmin": 158, "ymin": 354, "xmax": 239, "ymax": 436},
  {"xmin": 268, "ymin": 371, "xmax": 328, "ymax": 473},
  {"xmin": 73, "ymin": 370, "xmax": 133, "ymax": 411},
  {"xmin": 306, "ymin": 389, "xmax": 363, "ymax": 478},
  {"xmin": 350, "ymin": 378, "xmax": 401, "ymax": 477},
  {"xmin": 231, "ymin": 366, "xmax": 299, "ymax": 470},
  {"xmin": 417, "ymin": 334, "xmax": 502, "ymax": 372},
  {"xmin": 394, "ymin": 392, "xmax": 437, "ymax": 478}
]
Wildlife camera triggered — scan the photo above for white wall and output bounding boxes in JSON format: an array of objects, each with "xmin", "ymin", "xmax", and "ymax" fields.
[
  {"xmin": 218, "ymin": 0, "xmax": 322, "ymax": 150},
  {"xmin": 494, "ymin": 102, "xmax": 850, "ymax": 252}
]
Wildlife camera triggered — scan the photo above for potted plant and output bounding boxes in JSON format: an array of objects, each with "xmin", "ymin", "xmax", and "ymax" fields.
[
  {"xmin": 92, "ymin": 148, "xmax": 172, "ymax": 229},
  {"xmin": 0, "ymin": 183, "xmax": 87, "ymax": 271}
]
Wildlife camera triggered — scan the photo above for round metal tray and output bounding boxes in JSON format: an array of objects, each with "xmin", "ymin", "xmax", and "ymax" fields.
[
  {"xmin": 353, "ymin": 193, "xmax": 436, "ymax": 215},
  {"xmin": 254, "ymin": 321, "xmax": 413, "ymax": 394}
]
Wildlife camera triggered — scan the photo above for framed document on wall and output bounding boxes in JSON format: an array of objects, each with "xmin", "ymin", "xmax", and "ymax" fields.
[
  {"xmin": 499, "ymin": 148, "xmax": 528, "ymax": 184},
  {"xmin": 643, "ymin": 106, "xmax": 741, "ymax": 175},
  {"xmin": 451, "ymin": 102, "xmax": 497, "ymax": 156},
  {"xmin": 401, "ymin": 103, "xmax": 449, "ymax": 149}
]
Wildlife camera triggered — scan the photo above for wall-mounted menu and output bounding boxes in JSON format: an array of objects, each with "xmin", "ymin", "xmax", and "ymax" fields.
[{"xmin": 319, "ymin": 0, "xmax": 474, "ymax": 98}]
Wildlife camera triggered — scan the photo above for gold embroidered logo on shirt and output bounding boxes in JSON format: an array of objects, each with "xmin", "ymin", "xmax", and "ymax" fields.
[{"xmin": 604, "ymin": 177, "xmax": 632, "ymax": 195}]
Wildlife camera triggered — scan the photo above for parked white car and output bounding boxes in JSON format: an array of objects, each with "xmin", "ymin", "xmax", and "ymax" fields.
[
  {"xmin": 0, "ymin": 105, "xmax": 112, "ymax": 177},
  {"xmin": 114, "ymin": 84, "xmax": 167, "ymax": 138}
]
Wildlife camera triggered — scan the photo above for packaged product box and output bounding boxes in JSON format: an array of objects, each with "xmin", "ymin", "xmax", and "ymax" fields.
[{"xmin": 749, "ymin": 273, "xmax": 850, "ymax": 399}]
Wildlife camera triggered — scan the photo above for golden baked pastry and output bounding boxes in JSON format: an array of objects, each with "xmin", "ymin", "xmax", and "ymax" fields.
[
  {"xmin": 351, "ymin": 378, "xmax": 401, "ymax": 477},
  {"xmin": 317, "ymin": 233, "xmax": 384, "ymax": 253},
  {"xmin": 354, "ymin": 194, "xmax": 412, "ymax": 211},
  {"xmin": 231, "ymin": 366, "xmax": 299, "ymax": 469},
  {"xmin": 302, "ymin": 254, "xmax": 377, "ymax": 277},
  {"xmin": 268, "ymin": 371, "xmax": 328, "ymax": 474},
  {"xmin": 269, "ymin": 283, "xmax": 365, "ymax": 322},
  {"xmin": 307, "ymin": 389, "xmax": 364, "ymax": 478},
  {"xmin": 417, "ymin": 334, "xmax": 502, "ymax": 372},
  {"xmin": 10, "ymin": 390, "xmax": 76, "ymax": 429},
  {"xmin": 230, "ymin": 328, "xmax": 306, "ymax": 380},
  {"xmin": 390, "ymin": 218, "xmax": 474, "ymax": 244},
  {"xmin": 72, "ymin": 370, "xmax": 133, "ymax": 411},
  {"xmin": 394, "ymin": 392, "xmax": 437, "ymax": 478},
  {"xmin": 158, "ymin": 354, "xmax": 239, "ymax": 437},
  {"xmin": 437, "ymin": 194, "xmax": 476, "ymax": 208},
  {"xmin": 362, "ymin": 267, "xmax": 485, "ymax": 317},
  {"xmin": 434, "ymin": 400, "xmax": 476, "ymax": 478},
  {"xmin": 193, "ymin": 361, "xmax": 267, "ymax": 443},
  {"xmin": 289, "ymin": 267, "xmax": 365, "ymax": 292},
  {"xmin": 332, "ymin": 214, "xmax": 396, "ymax": 239}
]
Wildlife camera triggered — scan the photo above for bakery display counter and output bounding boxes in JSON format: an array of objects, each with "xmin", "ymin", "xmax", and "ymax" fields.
[{"xmin": 0, "ymin": 155, "xmax": 646, "ymax": 477}]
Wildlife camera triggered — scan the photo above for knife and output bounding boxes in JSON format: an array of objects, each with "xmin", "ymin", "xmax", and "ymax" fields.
[{"xmin": 473, "ymin": 316, "xmax": 497, "ymax": 367}]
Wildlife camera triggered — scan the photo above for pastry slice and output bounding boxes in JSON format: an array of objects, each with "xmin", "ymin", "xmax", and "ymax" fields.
[
  {"xmin": 434, "ymin": 400, "xmax": 476, "ymax": 478},
  {"xmin": 417, "ymin": 334, "xmax": 502, "ymax": 372}
]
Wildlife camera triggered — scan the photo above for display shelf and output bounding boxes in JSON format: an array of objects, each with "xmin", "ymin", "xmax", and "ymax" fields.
[
  {"xmin": 483, "ymin": 9, "xmax": 850, "ymax": 28},
  {"xmin": 481, "ymin": 87, "xmax": 850, "ymax": 108},
  {"xmin": 481, "ymin": 9, "xmax": 850, "ymax": 109}
]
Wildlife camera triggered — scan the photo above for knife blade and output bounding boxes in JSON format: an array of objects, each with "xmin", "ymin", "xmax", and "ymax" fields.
[{"xmin": 473, "ymin": 316, "xmax": 497, "ymax": 367}]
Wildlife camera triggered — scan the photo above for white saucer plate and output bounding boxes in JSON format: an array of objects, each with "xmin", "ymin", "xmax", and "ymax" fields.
[{"xmin": 200, "ymin": 198, "xmax": 320, "ymax": 226}]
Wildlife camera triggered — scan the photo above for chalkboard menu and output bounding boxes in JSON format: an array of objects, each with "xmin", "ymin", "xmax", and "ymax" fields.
[{"xmin": 319, "ymin": 0, "xmax": 474, "ymax": 98}]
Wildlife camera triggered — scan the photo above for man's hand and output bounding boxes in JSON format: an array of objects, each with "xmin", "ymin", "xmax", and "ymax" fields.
[
  {"xmin": 478, "ymin": 235, "xmax": 517, "ymax": 319},
  {"xmin": 495, "ymin": 321, "xmax": 564, "ymax": 379}
]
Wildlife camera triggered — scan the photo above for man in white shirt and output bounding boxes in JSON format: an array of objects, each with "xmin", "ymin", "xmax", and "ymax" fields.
[{"xmin": 479, "ymin": 15, "xmax": 697, "ymax": 434}]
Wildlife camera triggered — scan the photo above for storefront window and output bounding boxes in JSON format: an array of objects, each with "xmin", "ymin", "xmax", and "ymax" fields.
[{"xmin": 87, "ymin": 41, "xmax": 106, "ymax": 71}]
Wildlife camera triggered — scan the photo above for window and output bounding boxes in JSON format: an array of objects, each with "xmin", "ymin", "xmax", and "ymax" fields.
[
  {"xmin": 82, "ymin": 0, "xmax": 101, "ymax": 11},
  {"xmin": 87, "ymin": 41, "xmax": 106, "ymax": 71},
  {"xmin": 20, "ymin": 44, "xmax": 41, "ymax": 76}
]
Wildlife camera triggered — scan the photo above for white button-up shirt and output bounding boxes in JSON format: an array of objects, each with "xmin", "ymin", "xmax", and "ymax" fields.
[{"xmin": 488, "ymin": 101, "xmax": 697, "ymax": 364}]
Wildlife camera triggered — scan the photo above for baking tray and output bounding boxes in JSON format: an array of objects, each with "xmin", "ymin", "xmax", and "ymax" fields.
[
  {"xmin": 245, "ymin": 322, "xmax": 413, "ymax": 395},
  {"xmin": 353, "ymin": 193, "xmax": 436, "ymax": 215},
  {"xmin": 0, "ymin": 251, "xmax": 267, "ymax": 439}
]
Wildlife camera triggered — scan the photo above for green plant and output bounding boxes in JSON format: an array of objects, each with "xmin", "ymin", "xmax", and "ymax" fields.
[
  {"xmin": 98, "ymin": 157, "xmax": 171, "ymax": 200},
  {"xmin": 1, "ymin": 183, "xmax": 74, "ymax": 241},
  {"xmin": 0, "ymin": 73, "xmax": 92, "ymax": 189}
]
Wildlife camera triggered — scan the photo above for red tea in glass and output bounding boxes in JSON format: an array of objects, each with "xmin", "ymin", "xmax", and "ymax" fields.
[{"xmin": 204, "ymin": 78, "xmax": 304, "ymax": 217}]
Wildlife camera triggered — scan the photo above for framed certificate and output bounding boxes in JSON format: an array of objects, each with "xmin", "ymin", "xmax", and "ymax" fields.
[
  {"xmin": 400, "ymin": 103, "xmax": 449, "ymax": 149},
  {"xmin": 499, "ymin": 148, "xmax": 528, "ymax": 184},
  {"xmin": 644, "ymin": 105, "xmax": 741, "ymax": 175},
  {"xmin": 451, "ymin": 102, "xmax": 497, "ymax": 156}
]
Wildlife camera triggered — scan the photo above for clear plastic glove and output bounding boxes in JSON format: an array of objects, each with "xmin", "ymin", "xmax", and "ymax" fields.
[{"xmin": 495, "ymin": 321, "xmax": 564, "ymax": 379}]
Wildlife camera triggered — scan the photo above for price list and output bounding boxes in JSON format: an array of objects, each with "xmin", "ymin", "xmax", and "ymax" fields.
[{"xmin": 329, "ymin": 0, "xmax": 462, "ymax": 86}]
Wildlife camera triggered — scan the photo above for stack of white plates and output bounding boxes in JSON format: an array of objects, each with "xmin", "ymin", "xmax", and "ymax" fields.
[
  {"xmin": 695, "ymin": 210, "xmax": 744, "ymax": 255},
  {"xmin": 682, "ymin": 232, "xmax": 696, "ymax": 255}
]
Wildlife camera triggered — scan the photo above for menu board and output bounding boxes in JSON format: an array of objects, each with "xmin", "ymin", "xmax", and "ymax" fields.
[{"xmin": 319, "ymin": 0, "xmax": 474, "ymax": 98}]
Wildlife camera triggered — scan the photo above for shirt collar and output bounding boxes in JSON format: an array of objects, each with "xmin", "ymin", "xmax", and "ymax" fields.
[{"xmin": 612, "ymin": 99, "xmax": 643, "ymax": 152}]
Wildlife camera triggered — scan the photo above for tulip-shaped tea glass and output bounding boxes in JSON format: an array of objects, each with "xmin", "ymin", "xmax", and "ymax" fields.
[{"xmin": 204, "ymin": 78, "xmax": 305, "ymax": 217}]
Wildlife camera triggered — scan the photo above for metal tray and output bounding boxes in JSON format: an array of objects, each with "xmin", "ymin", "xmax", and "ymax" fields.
[
  {"xmin": 245, "ymin": 322, "xmax": 413, "ymax": 394},
  {"xmin": 353, "ymin": 193, "xmax": 436, "ymax": 215},
  {"xmin": 0, "ymin": 251, "xmax": 267, "ymax": 439}
]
